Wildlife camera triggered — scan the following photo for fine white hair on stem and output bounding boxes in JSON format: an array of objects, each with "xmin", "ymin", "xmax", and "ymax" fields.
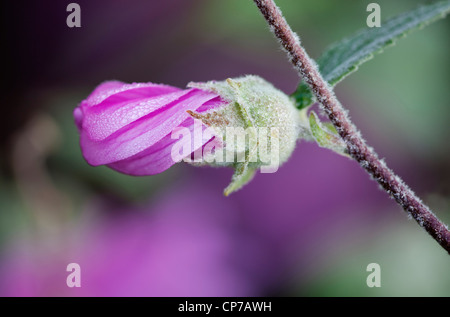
[{"xmin": 253, "ymin": 0, "xmax": 450, "ymax": 253}]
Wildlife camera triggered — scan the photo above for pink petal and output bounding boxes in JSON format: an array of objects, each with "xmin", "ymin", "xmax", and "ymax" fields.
[
  {"xmin": 80, "ymin": 88, "xmax": 218, "ymax": 166},
  {"xmin": 83, "ymin": 81, "xmax": 180, "ymax": 108},
  {"xmin": 82, "ymin": 90, "xmax": 189, "ymax": 141}
]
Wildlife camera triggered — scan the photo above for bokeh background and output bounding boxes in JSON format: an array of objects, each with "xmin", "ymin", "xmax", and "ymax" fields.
[{"xmin": 0, "ymin": 0, "xmax": 449, "ymax": 296}]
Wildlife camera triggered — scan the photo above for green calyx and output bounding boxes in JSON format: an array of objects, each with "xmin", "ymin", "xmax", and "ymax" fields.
[{"xmin": 188, "ymin": 75, "xmax": 302, "ymax": 195}]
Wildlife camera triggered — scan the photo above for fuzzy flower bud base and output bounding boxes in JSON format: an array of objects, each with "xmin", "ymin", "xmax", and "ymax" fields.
[{"xmin": 188, "ymin": 75, "xmax": 302, "ymax": 195}]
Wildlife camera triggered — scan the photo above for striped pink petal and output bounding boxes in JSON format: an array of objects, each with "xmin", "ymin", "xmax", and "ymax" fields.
[{"xmin": 74, "ymin": 81, "xmax": 227, "ymax": 174}]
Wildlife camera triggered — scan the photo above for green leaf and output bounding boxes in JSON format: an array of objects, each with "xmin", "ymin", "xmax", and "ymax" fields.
[
  {"xmin": 293, "ymin": 0, "xmax": 450, "ymax": 109},
  {"xmin": 224, "ymin": 163, "xmax": 256, "ymax": 196},
  {"xmin": 309, "ymin": 111, "xmax": 349, "ymax": 157}
]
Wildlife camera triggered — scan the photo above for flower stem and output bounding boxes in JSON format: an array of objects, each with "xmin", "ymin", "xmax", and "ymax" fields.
[{"xmin": 253, "ymin": 0, "xmax": 450, "ymax": 254}]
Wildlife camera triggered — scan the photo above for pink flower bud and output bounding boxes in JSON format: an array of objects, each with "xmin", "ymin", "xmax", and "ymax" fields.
[{"xmin": 73, "ymin": 81, "xmax": 227, "ymax": 175}]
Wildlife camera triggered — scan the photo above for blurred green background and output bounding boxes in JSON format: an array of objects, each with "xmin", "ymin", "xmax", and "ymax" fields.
[{"xmin": 0, "ymin": 0, "xmax": 449, "ymax": 296}]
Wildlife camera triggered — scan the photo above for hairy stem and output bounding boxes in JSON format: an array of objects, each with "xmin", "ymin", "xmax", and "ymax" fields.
[{"xmin": 254, "ymin": 0, "xmax": 450, "ymax": 253}]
